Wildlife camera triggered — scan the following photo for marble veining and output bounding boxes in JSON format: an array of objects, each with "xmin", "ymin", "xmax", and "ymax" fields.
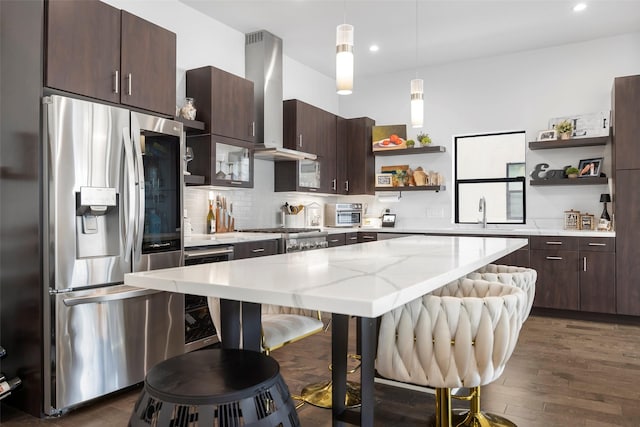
[{"xmin": 126, "ymin": 235, "xmax": 527, "ymax": 318}]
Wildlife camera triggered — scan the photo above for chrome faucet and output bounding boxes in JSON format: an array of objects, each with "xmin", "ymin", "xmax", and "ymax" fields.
[{"xmin": 478, "ymin": 196, "xmax": 487, "ymax": 228}]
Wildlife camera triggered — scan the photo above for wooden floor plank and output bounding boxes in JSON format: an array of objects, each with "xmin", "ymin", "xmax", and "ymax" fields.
[{"xmin": 1, "ymin": 314, "xmax": 640, "ymax": 426}]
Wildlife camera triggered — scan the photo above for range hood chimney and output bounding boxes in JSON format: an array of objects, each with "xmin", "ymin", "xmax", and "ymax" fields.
[{"xmin": 245, "ymin": 30, "xmax": 316, "ymax": 161}]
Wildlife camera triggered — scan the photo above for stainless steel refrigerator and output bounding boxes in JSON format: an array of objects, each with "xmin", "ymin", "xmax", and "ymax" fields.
[{"xmin": 42, "ymin": 94, "xmax": 185, "ymax": 415}]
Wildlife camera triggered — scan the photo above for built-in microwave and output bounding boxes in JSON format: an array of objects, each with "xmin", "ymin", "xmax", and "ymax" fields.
[{"xmin": 324, "ymin": 203, "xmax": 363, "ymax": 227}]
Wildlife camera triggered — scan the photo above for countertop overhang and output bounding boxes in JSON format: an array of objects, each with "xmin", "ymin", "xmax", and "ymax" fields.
[{"xmin": 128, "ymin": 235, "xmax": 527, "ymax": 318}]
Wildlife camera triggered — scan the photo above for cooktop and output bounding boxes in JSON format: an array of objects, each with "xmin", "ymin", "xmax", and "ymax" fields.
[{"xmin": 240, "ymin": 227, "xmax": 322, "ymax": 234}]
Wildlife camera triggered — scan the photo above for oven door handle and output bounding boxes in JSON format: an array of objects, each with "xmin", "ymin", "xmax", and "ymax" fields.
[{"xmin": 184, "ymin": 247, "xmax": 234, "ymax": 259}]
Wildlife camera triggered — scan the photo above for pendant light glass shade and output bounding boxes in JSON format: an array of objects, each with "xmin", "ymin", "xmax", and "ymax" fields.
[
  {"xmin": 410, "ymin": 78, "xmax": 424, "ymax": 128},
  {"xmin": 336, "ymin": 24, "xmax": 354, "ymax": 95}
]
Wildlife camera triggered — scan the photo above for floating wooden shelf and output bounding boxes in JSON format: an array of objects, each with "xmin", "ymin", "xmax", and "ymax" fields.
[
  {"xmin": 373, "ymin": 145, "xmax": 446, "ymax": 156},
  {"xmin": 528, "ymin": 135, "xmax": 609, "ymax": 150},
  {"xmin": 175, "ymin": 117, "xmax": 206, "ymax": 134},
  {"xmin": 184, "ymin": 174, "xmax": 205, "ymax": 185},
  {"xmin": 530, "ymin": 177, "xmax": 608, "ymax": 186},
  {"xmin": 376, "ymin": 185, "xmax": 446, "ymax": 192}
]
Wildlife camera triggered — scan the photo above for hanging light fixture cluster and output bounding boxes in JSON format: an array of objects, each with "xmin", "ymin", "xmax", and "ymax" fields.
[
  {"xmin": 336, "ymin": 1, "xmax": 353, "ymax": 95},
  {"xmin": 410, "ymin": 0, "xmax": 424, "ymax": 128}
]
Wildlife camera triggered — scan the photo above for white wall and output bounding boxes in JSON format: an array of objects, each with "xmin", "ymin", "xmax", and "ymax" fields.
[{"xmin": 339, "ymin": 32, "xmax": 640, "ymax": 229}]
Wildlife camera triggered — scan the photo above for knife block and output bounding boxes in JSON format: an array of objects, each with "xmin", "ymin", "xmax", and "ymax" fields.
[{"xmin": 215, "ymin": 207, "xmax": 234, "ymax": 233}]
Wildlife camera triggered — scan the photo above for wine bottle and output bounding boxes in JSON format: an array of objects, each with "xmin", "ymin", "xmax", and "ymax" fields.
[
  {"xmin": 0, "ymin": 376, "xmax": 21, "ymax": 401},
  {"xmin": 0, "ymin": 345, "xmax": 6, "ymax": 359},
  {"xmin": 206, "ymin": 201, "xmax": 216, "ymax": 234}
]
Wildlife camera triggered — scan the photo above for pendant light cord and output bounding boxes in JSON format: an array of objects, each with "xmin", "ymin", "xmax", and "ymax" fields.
[{"xmin": 415, "ymin": 0, "xmax": 418, "ymax": 78}]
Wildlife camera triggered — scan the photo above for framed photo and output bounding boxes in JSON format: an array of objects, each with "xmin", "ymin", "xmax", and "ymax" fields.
[
  {"xmin": 578, "ymin": 157, "xmax": 603, "ymax": 177},
  {"xmin": 372, "ymin": 124, "xmax": 408, "ymax": 151},
  {"xmin": 564, "ymin": 209, "xmax": 580, "ymax": 230},
  {"xmin": 376, "ymin": 173, "xmax": 393, "ymax": 187},
  {"xmin": 537, "ymin": 129, "xmax": 557, "ymax": 141},
  {"xmin": 580, "ymin": 213, "xmax": 595, "ymax": 230},
  {"xmin": 597, "ymin": 218, "xmax": 611, "ymax": 231}
]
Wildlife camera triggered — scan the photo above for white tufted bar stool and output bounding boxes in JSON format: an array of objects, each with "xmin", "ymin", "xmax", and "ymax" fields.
[
  {"xmin": 207, "ymin": 298, "xmax": 324, "ymax": 355},
  {"xmin": 376, "ymin": 278, "xmax": 526, "ymax": 427},
  {"xmin": 467, "ymin": 264, "xmax": 537, "ymax": 323}
]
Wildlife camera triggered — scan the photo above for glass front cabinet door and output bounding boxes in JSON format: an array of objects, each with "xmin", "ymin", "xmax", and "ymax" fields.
[{"xmin": 186, "ymin": 134, "xmax": 254, "ymax": 188}]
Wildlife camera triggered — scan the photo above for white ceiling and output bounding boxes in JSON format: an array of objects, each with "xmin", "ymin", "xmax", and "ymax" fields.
[{"xmin": 180, "ymin": 0, "xmax": 640, "ymax": 79}]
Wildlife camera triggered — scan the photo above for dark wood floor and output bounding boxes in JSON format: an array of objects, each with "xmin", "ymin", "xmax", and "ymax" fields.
[{"xmin": 2, "ymin": 314, "xmax": 640, "ymax": 426}]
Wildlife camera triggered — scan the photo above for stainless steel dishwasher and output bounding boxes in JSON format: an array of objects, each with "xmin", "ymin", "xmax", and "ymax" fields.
[{"xmin": 183, "ymin": 245, "xmax": 234, "ymax": 352}]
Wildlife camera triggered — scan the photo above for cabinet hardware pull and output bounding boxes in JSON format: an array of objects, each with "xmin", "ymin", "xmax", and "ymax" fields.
[
  {"xmin": 588, "ymin": 242, "xmax": 606, "ymax": 246},
  {"xmin": 230, "ymin": 181, "xmax": 242, "ymax": 185},
  {"xmin": 251, "ymin": 122, "xmax": 255, "ymax": 137},
  {"xmin": 251, "ymin": 248, "xmax": 265, "ymax": 253},
  {"xmin": 345, "ymin": 180, "xmax": 349, "ymax": 192},
  {"xmin": 332, "ymin": 179, "xmax": 336, "ymax": 190},
  {"xmin": 127, "ymin": 73, "xmax": 132, "ymax": 95},
  {"xmin": 114, "ymin": 70, "xmax": 119, "ymax": 94},
  {"xmin": 545, "ymin": 241, "xmax": 563, "ymax": 245},
  {"xmin": 546, "ymin": 256, "xmax": 563, "ymax": 260},
  {"xmin": 308, "ymin": 188, "xmax": 317, "ymax": 192},
  {"xmin": 348, "ymin": 237, "xmax": 357, "ymax": 240},
  {"xmin": 330, "ymin": 239, "xmax": 339, "ymax": 243},
  {"xmin": 298, "ymin": 134, "xmax": 303, "ymax": 147},
  {"xmin": 583, "ymin": 256, "xmax": 587, "ymax": 271},
  {"xmin": 363, "ymin": 236, "xmax": 375, "ymax": 240}
]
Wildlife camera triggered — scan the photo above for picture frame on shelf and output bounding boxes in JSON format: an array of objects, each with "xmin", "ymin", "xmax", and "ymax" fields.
[
  {"xmin": 537, "ymin": 129, "xmax": 557, "ymax": 141},
  {"xmin": 578, "ymin": 157, "xmax": 603, "ymax": 177},
  {"xmin": 376, "ymin": 173, "xmax": 393, "ymax": 187},
  {"xmin": 597, "ymin": 218, "xmax": 612, "ymax": 231}
]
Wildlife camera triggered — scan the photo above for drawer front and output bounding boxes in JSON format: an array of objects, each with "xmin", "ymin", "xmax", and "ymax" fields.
[
  {"xmin": 345, "ymin": 232, "xmax": 359, "ymax": 245},
  {"xmin": 530, "ymin": 236, "xmax": 579, "ymax": 251},
  {"xmin": 327, "ymin": 233, "xmax": 346, "ymax": 247},
  {"xmin": 358, "ymin": 232, "xmax": 378, "ymax": 243},
  {"xmin": 579, "ymin": 237, "xmax": 615, "ymax": 252},
  {"xmin": 234, "ymin": 240, "xmax": 279, "ymax": 259}
]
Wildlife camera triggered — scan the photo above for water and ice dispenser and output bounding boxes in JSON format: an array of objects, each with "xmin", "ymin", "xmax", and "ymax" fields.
[{"xmin": 75, "ymin": 186, "xmax": 120, "ymax": 258}]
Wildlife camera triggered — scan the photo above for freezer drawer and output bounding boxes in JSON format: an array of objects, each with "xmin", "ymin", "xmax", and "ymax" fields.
[{"xmin": 48, "ymin": 285, "xmax": 184, "ymax": 414}]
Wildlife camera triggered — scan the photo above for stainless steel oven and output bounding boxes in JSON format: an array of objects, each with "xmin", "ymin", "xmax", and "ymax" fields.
[
  {"xmin": 183, "ymin": 245, "xmax": 234, "ymax": 352},
  {"xmin": 239, "ymin": 228, "xmax": 328, "ymax": 253},
  {"xmin": 324, "ymin": 203, "xmax": 363, "ymax": 227}
]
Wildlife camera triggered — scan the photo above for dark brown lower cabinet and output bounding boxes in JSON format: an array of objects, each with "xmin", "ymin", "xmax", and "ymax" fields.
[
  {"xmin": 327, "ymin": 233, "xmax": 346, "ymax": 247},
  {"xmin": 345, "ymin": 232, "xmax": 359, "ymax": 245},
  {"xmin": 530, "ymin": 249, "xmax": 580, "ymax": 310},
  {"xmin": 580, "ymin": 251, "xmax": 616, "ymax": 314},
  {"xmin": 233, "ymin": 240, "xmax": 279, "ymax": 259},
  {"xmin": 494, "ymin": 246, "xmax": 530, "ymax": 267},
  {"xmin": 357, "ymin": 231, "xmax": 377, "ymax": 243}
]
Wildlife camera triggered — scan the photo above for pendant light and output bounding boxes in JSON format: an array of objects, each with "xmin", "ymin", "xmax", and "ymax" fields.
[
  {"xmin": 410, "ymin": 0, "xmax": 424, "ymax": 128},
  {"xmin": 336, "ymin": 1, "xmax": 353, "ymax": 95}
]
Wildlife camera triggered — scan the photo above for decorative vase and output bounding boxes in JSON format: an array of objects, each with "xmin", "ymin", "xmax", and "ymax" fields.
[
  {"xmin": 568, "ymin": 173, "xmax": 578, "ymax": 178},
  {"xmin": 560, "ymin": 132, "xmax": 571, "ymax": 140},
  {"xmin": 180, "ymin": 97, "xmax": 197, "ymax": 120}
]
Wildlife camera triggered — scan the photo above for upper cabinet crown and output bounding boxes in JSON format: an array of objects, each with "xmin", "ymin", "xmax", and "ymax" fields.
[
  {"xmin": 186, "ymin": 66, "xmax": 255, "ymax": 143},
  {"xmin": 45, "ymin": 0, "xmax": 177, "ymax": 117}
]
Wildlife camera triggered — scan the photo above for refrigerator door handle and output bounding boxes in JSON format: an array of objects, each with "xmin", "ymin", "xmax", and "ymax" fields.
[
  {"xmin": 131, "ymin": 119, "xmax": 146, "ymax": 262},
  {"xmin": 123, "ymin": 127, "xmax": 136, "ymax": 262},
  {"xmin": 62, "ymin": 286, "xmax": 162, "ymax": 306}
]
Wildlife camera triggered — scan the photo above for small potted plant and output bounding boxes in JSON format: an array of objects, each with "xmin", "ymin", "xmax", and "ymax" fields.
[
  {"xmin": 416, "ymin": 132, "xmax": 432, "ymax": 146},
  {"xmin": 565, "ymin": 166, "xmax": 579, "ymax": 178},
  {"xmin": 556, "ymin": 120, "xmax": 573, "ymax": 140}
]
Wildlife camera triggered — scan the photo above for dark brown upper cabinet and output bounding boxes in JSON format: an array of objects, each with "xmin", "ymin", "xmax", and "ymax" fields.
[
  {"xmin": 283, "ymin": 99, "xmax": 329, "ymax": 155},
  {"xmin": 186, "ymin": 66, "xmax": 255, "ymax": 143},
  {"xmin": 613, "ymin": 75, "xmax": 640, "ymax": 171},
  {"xmin": 45, "ymin": 0, "xmax": 176, "ymax": 117},
  {"xmin": 342, "ymin": 117, "xmax": 376, "ymax": 195}
]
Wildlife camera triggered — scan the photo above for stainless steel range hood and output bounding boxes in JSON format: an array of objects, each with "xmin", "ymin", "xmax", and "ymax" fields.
[{"xmin": 245, "ymin": 30, "xmax": 316, "ymax": 161}]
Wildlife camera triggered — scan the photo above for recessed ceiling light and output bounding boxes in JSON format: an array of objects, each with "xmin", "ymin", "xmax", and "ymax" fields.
[
  {"xmin": 573, "ymin": 3, "xmax": 587, "ymax": 12},
  {"xmin": 369, "ymin": 45, "xmax": 379, "ymax": 52}
]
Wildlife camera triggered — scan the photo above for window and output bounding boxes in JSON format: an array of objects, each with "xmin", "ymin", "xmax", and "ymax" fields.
[{"xmin": 454, "ymin": 131, "xmax": 526, "ymax": 225}]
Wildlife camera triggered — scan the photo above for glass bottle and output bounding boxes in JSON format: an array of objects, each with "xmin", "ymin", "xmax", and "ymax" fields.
[
  {"xmin": 180, "ymin": 97, "xmax": 197, "ymax": 120},
  {"xmin": 206, "ymin": 201, "xmax": 216, "ymax": 234}
]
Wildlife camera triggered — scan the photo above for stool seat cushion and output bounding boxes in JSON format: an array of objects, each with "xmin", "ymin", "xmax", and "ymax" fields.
[
  {"xmin": 261, "ymin": 314, "xmax": 324, "ymax": 351},
  {"xmin": 376, "ymin": 278, "xmax": 526, "ymax": 390}
]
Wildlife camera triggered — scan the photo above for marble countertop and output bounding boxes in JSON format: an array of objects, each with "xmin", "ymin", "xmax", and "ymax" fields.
[
  {"xmin": 185, "ymin": 226, "xmax": 613, "ymax": 248},
  {"xmin": 127, "ymin": 235, "xmax": 527, "ymax": 318}
]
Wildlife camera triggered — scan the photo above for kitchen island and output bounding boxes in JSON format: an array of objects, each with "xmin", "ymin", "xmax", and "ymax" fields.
[{"xmin": 125, "ymin": 235, "xmax": 527, "ymax": 426}]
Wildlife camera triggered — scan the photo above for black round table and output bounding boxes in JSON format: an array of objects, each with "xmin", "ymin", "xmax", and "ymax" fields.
[{"xmin": 129, "ymin": 349, "xmax": 300, "ymax": 427}]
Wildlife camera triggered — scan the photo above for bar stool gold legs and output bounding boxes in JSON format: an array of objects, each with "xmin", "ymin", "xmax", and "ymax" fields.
[
  {"xmin": 297, "ymin": 353, "xmax": 362, "ymax": 409},
  {"xmin": 434, "ymin": 388, "xmax": 453, "ymax": 427},
  {"xmin": 452, "ymin": 387, "xmax": 517, "ymax": 427},
  {"xmin": 298, "ymin": 379, "xmax": 361, "ymax": 408}
]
